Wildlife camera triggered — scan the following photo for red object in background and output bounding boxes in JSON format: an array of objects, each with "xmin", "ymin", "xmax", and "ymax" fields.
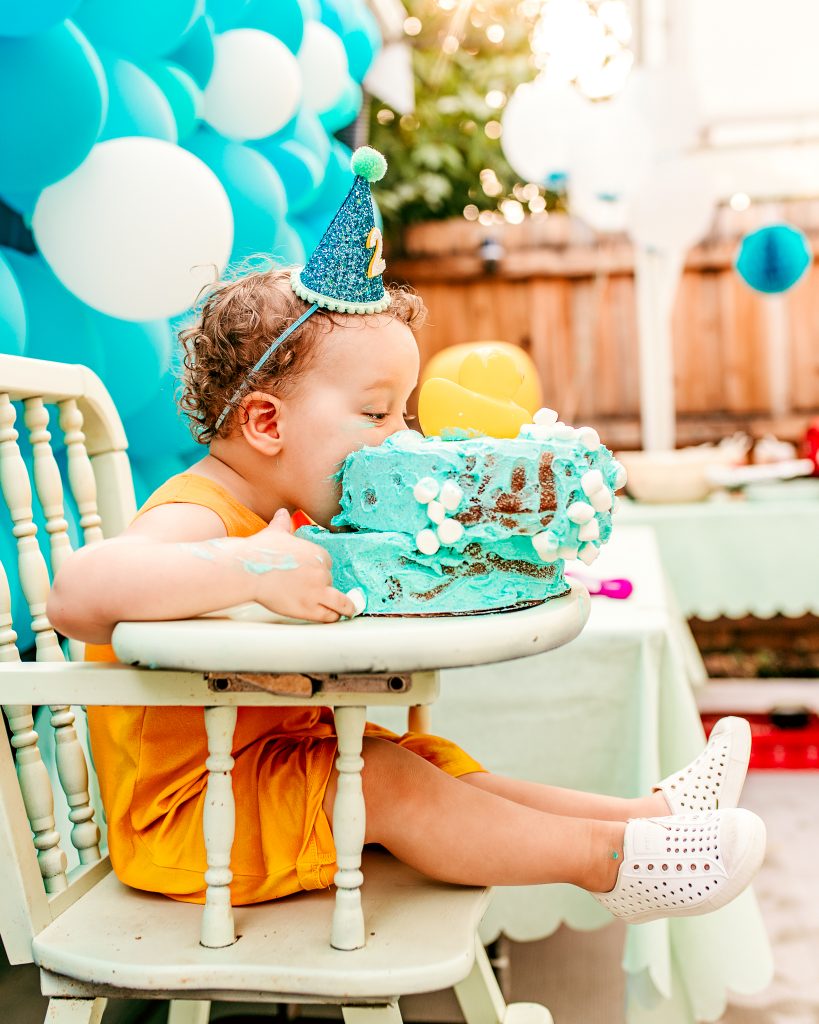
[
  {"xmin": 802, "ymin": 417, "xmax": 819, "ymax": 476},
  {"xmin": 702, "ymin": 712, "xmax": 819, "ymax": 770}
]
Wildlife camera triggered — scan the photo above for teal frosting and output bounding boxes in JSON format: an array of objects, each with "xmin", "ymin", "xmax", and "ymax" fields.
[
  {"xmin": 297, "ymin": 528, "xmax": 568, "ymax": 615},
  {"xmin": 298, "ymin": 430, "xmax": 619, "ymax": 615}
]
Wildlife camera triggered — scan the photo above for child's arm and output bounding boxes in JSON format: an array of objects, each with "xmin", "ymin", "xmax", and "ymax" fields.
[{"xmin": 47, "ymin": 505, "xmax": 356, "ymax": 644}]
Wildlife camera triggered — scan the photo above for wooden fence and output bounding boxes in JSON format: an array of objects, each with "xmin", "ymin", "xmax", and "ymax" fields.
[{"xmin": 387, "ymin": 202, "xmax": 819, "ymax": 449}]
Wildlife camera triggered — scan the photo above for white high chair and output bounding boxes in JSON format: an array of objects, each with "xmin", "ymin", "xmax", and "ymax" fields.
[{"xmin": 0, "ymin": 354, "xmax": 589, "ymax": 1024}]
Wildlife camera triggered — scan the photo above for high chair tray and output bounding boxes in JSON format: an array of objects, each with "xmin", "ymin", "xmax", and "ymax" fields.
[{"xmin": 112, "ymin": 580, "xmax": 590, "ymax": 675}]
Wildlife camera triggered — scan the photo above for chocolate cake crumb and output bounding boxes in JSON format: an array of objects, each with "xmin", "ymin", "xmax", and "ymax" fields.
[
  {"xmin": 511, "ymin": 464, "xmax": 526, "ymax": 492},
  {"xmin": 363, "ymin": 489, "xmax": 377, "ymax": 505},
  {"xmin": 386, "ymin": 576, "xmax": 403, "ymax": 599},
  {"xmin": 538, "ymin": 451, "xmax": 556, "ymax": 512}
]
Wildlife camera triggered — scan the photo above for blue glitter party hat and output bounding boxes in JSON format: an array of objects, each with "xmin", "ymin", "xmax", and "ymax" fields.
[{"xmin": 290, "ymin": 146, "xmax": 391, "ymax": 314}]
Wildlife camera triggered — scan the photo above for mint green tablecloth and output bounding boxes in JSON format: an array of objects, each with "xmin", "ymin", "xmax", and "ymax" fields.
[
  {"xmin": 619, "ymin": 495, "xmax": 819, "ymax": 619},
  {"xmin": 369, "ymin": 527, "xmax": 773, "ymax": 1024}
]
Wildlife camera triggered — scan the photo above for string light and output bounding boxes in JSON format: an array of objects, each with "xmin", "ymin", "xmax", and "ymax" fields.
[
  {"xmin": 730, "ymin": 192, "xmax": 752, "ymax": 212},
  {"xmin": 485, "ymin": 89, "xmax": 507, "ymax": 109},
  {"xmin": 403, "ymin": 16, "xmax": 422, "ymax": 35},
  {"xmin": 464, "ymin": 204, "xmax": 480, "ymax": 220},
  {"xmin": 376, "ymin": 108, "xmax": 395, "ymax": 125},
  {"xmin": 484, "ymin": 119, "xmax": 502, "ymax": 139},
  {"xmin": 486, "ymin": 23, "xmax": 505, "ymax": 42}
]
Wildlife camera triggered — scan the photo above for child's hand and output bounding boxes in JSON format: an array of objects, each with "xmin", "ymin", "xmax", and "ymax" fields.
[{"xmin": 242, "ymin": 509, "xmax": 356, "ymax": 622}]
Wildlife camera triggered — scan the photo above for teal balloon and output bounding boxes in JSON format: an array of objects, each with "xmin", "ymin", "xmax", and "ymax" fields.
[
  {"xmin": 344, "ymin": 16, "xmax": 381, "ymax": 82},
  {"xmin": 735, "ymin": 224, "xmax": 812, "ymax": 294},
  {"xmin": 277, "ymin": 108, "xmax": 331, "ymax": 168},
  {"xmin": 239, "ymin": 0, "xmax": 304, "ymax": 53},
  {"xmin": 74, "ymin": 0, "xmax": 202, "ymax": 59},
  {"xmin": 253, "ymin": 138, "xmax": 325, "ymax": 215},
  {"xmin": 0, "ymin": 190, "xmax": 39, "ymax": 219},
  {"xmin": 0, "ymin": 527, "xmax": 32, "ymax": 652},
  {"xmin": 206, "ymin": 0, "xmax": 251, "ymax": 31},
  {"xmin": 168, "ymin": 13, "xmax": 215, "ymax": 89},
  {"xmin": 2, "ymin": 249, "xmax": 105, "ymax": 376},
  {"xmin": 123, "ymin": 373, "xmax": 199, "ymax": 460},
  {"xmin": 318, "ymin": 76, "xmax": 362, "ymax": 133},
  {"xmin": 319, "ymin": 0, "xmax": 380, "ymax": 80},
  {"xmin": 0, "ymin": 0, "xmax": 81, "ymax": 36},
  {"xmin": 186, "ymin": 129, "xmax": 287, "ymax": 263},
  {"xmin": 99, "ymin": 52, "xmax": 177, "ymax": 142},
  {"xmin": 85, "ymin": 312, "xmax": 172, "ymax": 419},
  {"xmin": 0, "ymin": 22, "xmax": 107, "ymax": 195},
  {"xmin": 142, "ymin": 61, "xmax": 202, "ymax": 141},
  {"xmin": 270, "ymin": 222, "xmax": 306, "ymax": 267},
  {"xmin": 290, "ymin": 216, "xmax": 325, "ymax": 260},
  {"xmin": 0, "ymin": 253, "xmax": 26, "ymax": 356},
  {"xmin": 302, "ymin": 140, "xmax": 354, "ymax": 221}
]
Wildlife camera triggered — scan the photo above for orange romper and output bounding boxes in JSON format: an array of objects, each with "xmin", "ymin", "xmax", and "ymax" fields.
[{"xmin": 86, "ymin": 473, "xmax": 485, "ymax": 906}]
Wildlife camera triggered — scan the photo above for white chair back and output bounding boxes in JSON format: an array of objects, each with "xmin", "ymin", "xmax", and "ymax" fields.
[{"xmin": 0, "ymin": 355, "xmax": 136, "ymax": 965}]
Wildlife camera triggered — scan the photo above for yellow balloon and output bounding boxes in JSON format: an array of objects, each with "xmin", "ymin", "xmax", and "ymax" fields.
[
  {"xmin": 422, "ymin": 341, "xmax": 542, "ymax": 415},
  {"xmin": 418, "ymin": 348, "xmax": 533, "ymax": 439}
]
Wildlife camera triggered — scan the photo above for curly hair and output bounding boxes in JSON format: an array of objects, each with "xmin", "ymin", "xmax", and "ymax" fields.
[{"xmin": 178, "ymin": 264, "xmax": 426, "ymax": 444}]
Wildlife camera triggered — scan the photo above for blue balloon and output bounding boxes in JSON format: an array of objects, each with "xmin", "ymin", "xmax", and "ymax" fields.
[
  {"xmin": 0, "ymin": 190, "xmax": 39, "ymax": 219},
  {"xmin": 99, "ymin": 52, "xmax": 177, "ymax": 142},
  {"xmin": 0, "ymin": 526, "xmax": 33, "ymax": 653},
  {"xmin": 298, "ymin": 0, "xmax": 320, "ymax": 18},
  {"xmin": 319, "ymin": 76, "xmax": 363, "ymax": 134},
  {"xmin": 85, "ymin": 312, "xmax": 172, "ymax": 419},
  {"xmin": 253, "ymin": 138, "xmax": 325, "ymax": 216},
  {"xmin": 344, "ymin": 16, "xmax": 381, "ymax": 82},
  {"xmin": 0, "ymin": 22, "xmax": 107, "ymax": 195},
  {"xmin": 0, "ymin": 0, "xmax": 81, "ymax": 37},
  {"xmin": 270, "ymin": 222, "xmax": 306, "ymax": 267},
  {"xmin": 186, "ymin": 129, "xmax": 287, "ymax": 264},
  {"xmin": 302, "ymin": 140, "xmax": 354, "ymax": 222},
  {"xmin": 123, "ymin": 371, "xmax": 200, "ymax": 460},
  {"xmin": 239, "ymin": 0, "xmax": 304, "ymax": 53},
  {"xmin": 319, "ymin": 0, "xmax": 380, "ymax": 81},
  {"xmin": 735, "ymin": 224, "xmax": 812, "ymax": 294},
  {"xmin": 0, "ymin": 252, "xmax": 26, "ymax": 356},
  {"xmin": 2, "ymin": 249, "xmax": 106, "ymax": 376},
  {"xmin": 168, "ymin": 13, "xmax": 215, "ymax": 89},
  {"xmin": 277, "ymin": 109, "xmax": 331, "ymax": 169},
  {"xmin": 142, "ymin": 61, "xmax": 202, "ymax": 141},
  {"xmin": 206, "ymin": 0, "xmax": 251, "ymax": 32},
  {"xmin": 74, "ymin": 0, "xmax": 201, "ymax": 59}
]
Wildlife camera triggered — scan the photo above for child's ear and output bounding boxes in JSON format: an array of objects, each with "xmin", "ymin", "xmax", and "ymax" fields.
[{"xmin": 239, "ymin": 391, "xmax": 283, "ymax": 455}]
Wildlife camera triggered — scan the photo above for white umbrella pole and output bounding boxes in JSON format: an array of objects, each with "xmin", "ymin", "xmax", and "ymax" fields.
[{"xmin": 634, "ymin": 245, "xmax": 685, "ymax": 451}]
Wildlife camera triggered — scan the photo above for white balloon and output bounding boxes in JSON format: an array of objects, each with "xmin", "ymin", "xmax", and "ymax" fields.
[
  {"xmin": 626, "ymin": 156, "xmax": 718, "ymax": 250},
  {"xmin": 204, "ymin": 29, "xmax": 302, "ymax": 141},
  {"xmin": 571, "ymin": 185, "xmax": 628, "ymax": 233},
  {"xmin": 33, "ymin": 138, "xmax": 234, "ymax": 321},
  {"xmin": 619, "ymin": 66, "xmax": 702, "ymax": 159},
  {"xmin": 298, "ymin": 22, "xmax": 349, "ymax": 115},
  {"xmin": 501, "ymin": 76, "xmax": 585, "ymax": 183},
  {"xmin": 567, "ymin": 95, "xmax": 655, "ymax": 202}
]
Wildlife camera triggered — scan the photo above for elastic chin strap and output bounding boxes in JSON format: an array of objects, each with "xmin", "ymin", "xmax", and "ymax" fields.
[{"xmin": 213, "ymin": 302, "xmax": 319, "ymax": 434}]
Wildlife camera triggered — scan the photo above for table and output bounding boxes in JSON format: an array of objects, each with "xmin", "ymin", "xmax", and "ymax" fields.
[
  {"xmin": 619, "ymin": 491, "xmax": 819, "ymax": 619},
  {"xmin": 369, "ymin": 527, "xmax": 773, "ymax": 1024}
]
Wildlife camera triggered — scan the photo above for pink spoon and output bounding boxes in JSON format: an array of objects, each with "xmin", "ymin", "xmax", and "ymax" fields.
[{"xmin": 567, "ymin": 573, "xmax": 633, "ymax": 600}]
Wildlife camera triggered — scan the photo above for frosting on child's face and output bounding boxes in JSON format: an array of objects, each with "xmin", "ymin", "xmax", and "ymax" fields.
[{"xmin": 277, "ymin": 314, "xmax": 420, "ymax": 527}]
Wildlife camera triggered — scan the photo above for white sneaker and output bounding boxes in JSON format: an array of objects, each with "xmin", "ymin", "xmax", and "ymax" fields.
[
  {"xmin": 655, "ymin": 716, "xmax": 752, "ymax": 815},
  {"xmin": 592, "ymin": 808, "xmax": 766, "ymax": 925}
]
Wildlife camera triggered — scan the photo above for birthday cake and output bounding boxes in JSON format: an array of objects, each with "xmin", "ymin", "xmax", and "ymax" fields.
[{"xmin": 298, "ymin": 419, "xmax": 626, "ymax": 616}]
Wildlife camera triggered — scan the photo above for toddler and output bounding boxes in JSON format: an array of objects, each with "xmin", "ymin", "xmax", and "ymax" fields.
[{"xmin": 48, "ymin": 146, "xmax": 764, "ymax": 924}]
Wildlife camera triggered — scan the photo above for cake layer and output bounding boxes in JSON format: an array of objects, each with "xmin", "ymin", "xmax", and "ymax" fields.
[
  {"xmin": 333, "ymin": 430, "xmax": 618, "ymax": 557},
  {"xmin": 297, "ymin": 526, "xmax": 569, "ymax": 616}
]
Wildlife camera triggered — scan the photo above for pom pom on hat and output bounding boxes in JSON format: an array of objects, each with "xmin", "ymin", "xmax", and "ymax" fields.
[{"xmin": 351, "ymin": 146, "xmax": 387, "ymax": 182}]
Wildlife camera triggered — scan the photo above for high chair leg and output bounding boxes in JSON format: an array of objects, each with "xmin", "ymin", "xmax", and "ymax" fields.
[
  {"xmin": 342, "ymin": 1002, "xmax": 403, "ymax": 1024},
  {"xmin": 454, "ymin": 937, "xmax": 554, "ymax": 1024},
  {"xmin": 167, "ymin": 999, "xmax": 211, "ymax": 1024},
  {"xmin": 44, "ymin": 998, "xmax": 107, "ymax": 1024}
]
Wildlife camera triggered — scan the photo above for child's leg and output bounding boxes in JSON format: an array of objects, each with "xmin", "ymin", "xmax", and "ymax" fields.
[
  {"xmin": 459, "ymin": 772, "xmax": 668, "ymax": 820},
  {"xmin": 323, "ymin": 737, "xmax": 624, "ymax": 893}
]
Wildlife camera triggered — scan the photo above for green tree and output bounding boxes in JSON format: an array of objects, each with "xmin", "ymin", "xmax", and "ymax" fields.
[{"xmin": 370, "ymin": 0, "xmax": 564, "ymax": 242}]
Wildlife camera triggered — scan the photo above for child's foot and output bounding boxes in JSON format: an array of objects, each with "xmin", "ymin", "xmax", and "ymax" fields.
[
  {"xmin": 654, "ymin": 716, "xmax": 752, "ymax": 815},
  {"xmin": 592, "ymin": 809, "xmax": 766, "ymax": 925}
]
